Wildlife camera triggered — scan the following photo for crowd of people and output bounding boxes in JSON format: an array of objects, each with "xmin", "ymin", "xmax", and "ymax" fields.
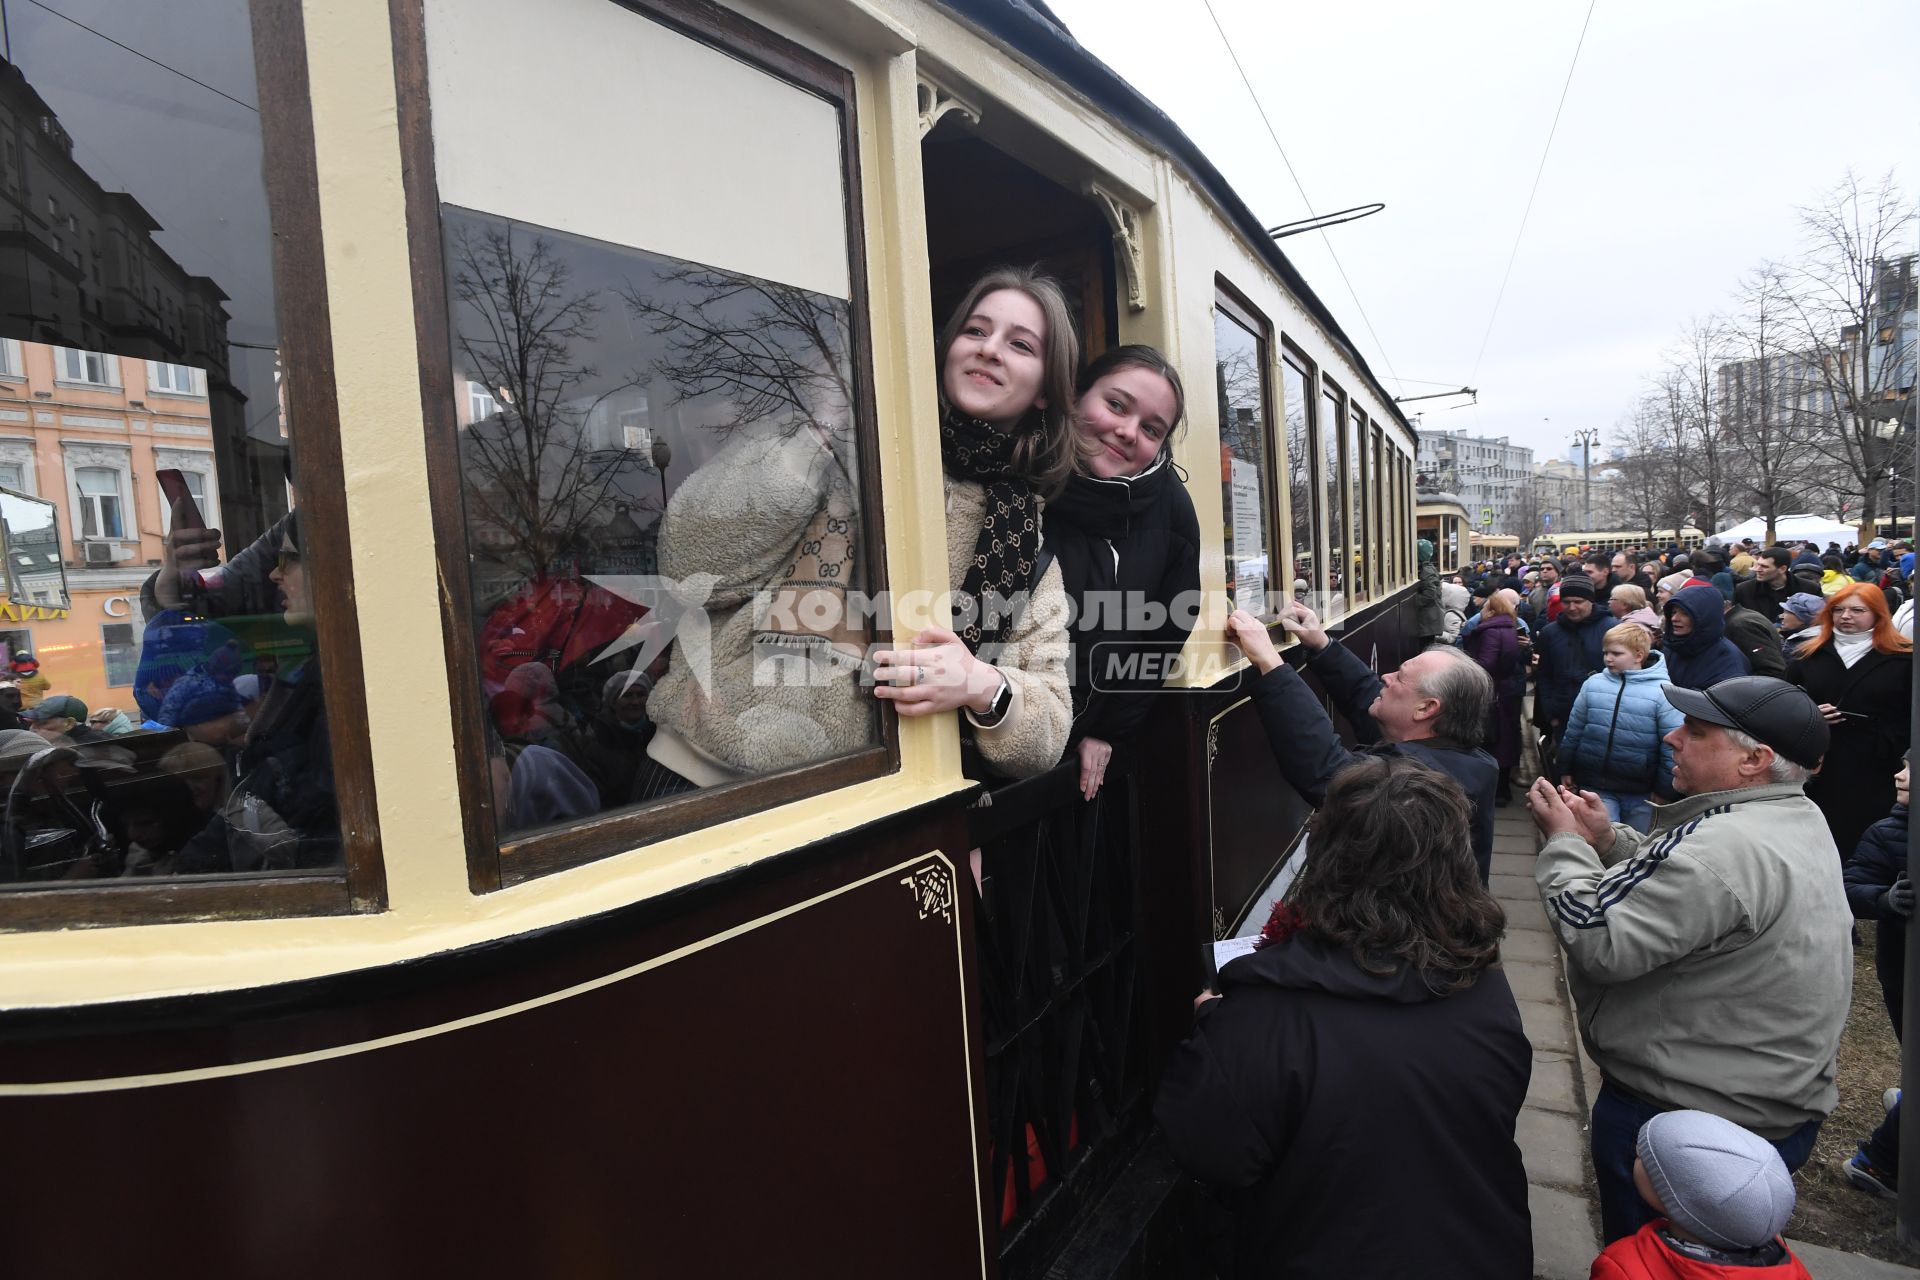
[{"xmin": 1159, "ymin": 532, "xmax": 1920, "ymax": 1278}]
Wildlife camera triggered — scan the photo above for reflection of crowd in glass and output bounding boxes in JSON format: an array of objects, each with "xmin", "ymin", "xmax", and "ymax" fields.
[{"xmin": 0, "ymin": 509, "xmax": 335, "ymax": 882}]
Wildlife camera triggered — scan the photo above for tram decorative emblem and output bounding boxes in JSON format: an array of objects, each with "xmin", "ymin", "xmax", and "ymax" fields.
[{"xmin": 900, "ymin": 863, "xmax": 955, "ymax": 924}]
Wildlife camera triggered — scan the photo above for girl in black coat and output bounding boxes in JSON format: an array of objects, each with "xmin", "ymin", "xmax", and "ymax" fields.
[
  {"xmin": 1787, "ymin": 582, "xmax": 1913, "ymax": 862},
  {"xmin": 1155, "ymin": 756, "xmax": 1532, "ymax": 1279},
  {"xmin": 1043, "ymin": 345, "xmax": 1201, "ymax": 799}
]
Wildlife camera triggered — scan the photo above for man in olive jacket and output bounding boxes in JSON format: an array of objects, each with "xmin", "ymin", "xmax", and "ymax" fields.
[{"xmin": 1527, "ymin": 675, "xmax": 1852, "ymax": 1244}]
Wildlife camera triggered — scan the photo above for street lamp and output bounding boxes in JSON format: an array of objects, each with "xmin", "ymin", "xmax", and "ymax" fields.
[
  {"xmin": 650, "ymin": 436, "xmax": 672, "ymax": 508},
  {"xmin": 1571, "ymin": 428, "xmax": 1602, "ymax": 532}
]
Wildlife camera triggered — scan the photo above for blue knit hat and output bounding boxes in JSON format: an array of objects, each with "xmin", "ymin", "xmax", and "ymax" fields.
[
  {"xmin": 156, "ymin": 670, "xmax": 244, "ymax": 730},
  {"xmin": 1782, "ymin": 593, "xmax": 1827, "ymax": 624},
  {"xmin": 132, "ymin": 609, "xmax": 242, "ymax": 721}
]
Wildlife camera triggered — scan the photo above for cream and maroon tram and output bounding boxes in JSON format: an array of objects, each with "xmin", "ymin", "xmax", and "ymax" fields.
[{"xmin": 0, "ymin": 2, "xmax": 1427, "ymax": 1275}]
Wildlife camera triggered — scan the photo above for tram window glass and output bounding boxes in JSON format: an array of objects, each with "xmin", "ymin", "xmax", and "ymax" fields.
[
  {"xmin": 1321, "ymin": 382, "xmax": 1347, "ymax": 617},
  {"xmin": 1348, "ymin": 406, "xmax": 1368, "ymax": 607},
  {"xmin": 1370, "ymin": 426, "xmax": 1385, "ymax": 589},
  {"xmin": 1280, "ymin": 351, "xmax": 1316, "ymax": 614},
  {"xmin": 418, "ymin": 0, "xmax": 888, "ymax": 876},
  {"xmin": 1214, "ymin": 288, "xmax": 1273, "ymax": 616},
  {"xmin": 0, "ymin": 2, "xmax": 373, "ymax": 912}
]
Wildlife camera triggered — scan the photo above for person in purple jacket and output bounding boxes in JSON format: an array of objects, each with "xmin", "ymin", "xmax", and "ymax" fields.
[{"xmin": 1463, "ymin": 588, "xmax": 1525, "ymax": 805}]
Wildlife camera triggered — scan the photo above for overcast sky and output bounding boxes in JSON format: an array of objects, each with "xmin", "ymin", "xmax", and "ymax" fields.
[{"xmin": 1045, "ymin": 0, "xmax": 1920, "ymax": 467}]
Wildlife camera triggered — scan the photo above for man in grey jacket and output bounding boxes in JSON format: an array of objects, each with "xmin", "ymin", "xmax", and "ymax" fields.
[{"xmin": 1526, "ymin": 675, "xmax": 1852, "ymax": 1244}]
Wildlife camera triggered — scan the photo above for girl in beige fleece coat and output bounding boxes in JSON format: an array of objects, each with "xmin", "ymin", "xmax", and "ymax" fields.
[{"xmin": 642, "ymin": 268, "xmax": 1076, "ymax": 793}]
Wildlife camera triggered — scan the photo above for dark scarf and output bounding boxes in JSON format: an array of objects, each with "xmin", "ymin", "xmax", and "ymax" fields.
[
  {"xmin": 1044, "ymin": 452, "xmax": 1174, "ymax": 599},
  {"xmin": 940, "ymin": 404, "xmax": 1042, "ymax": 653}
]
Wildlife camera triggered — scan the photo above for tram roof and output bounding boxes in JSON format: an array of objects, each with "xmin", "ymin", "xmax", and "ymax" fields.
[{"xmin": 942, "ymin": 0, "xmax": 1414, "ymax": 441}]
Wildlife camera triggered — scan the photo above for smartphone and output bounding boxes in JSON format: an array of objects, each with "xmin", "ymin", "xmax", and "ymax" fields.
[{"xmin": 156, "ymin": 468, "xmax": 206, "ymax": 530}]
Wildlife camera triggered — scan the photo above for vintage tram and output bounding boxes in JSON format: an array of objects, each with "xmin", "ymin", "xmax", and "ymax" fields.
[{"xmin": 0, "ymin": 1, "xmax": 1435, "ymax": 1275}]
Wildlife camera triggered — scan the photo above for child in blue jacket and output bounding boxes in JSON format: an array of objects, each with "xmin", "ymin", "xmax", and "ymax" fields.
[{"xmin": 1558, "ymin": 623, "xmax": 1682, "ymax": 832}]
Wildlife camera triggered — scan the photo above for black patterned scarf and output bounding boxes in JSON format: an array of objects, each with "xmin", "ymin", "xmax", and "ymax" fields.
[{"xmin": 940, "ymin": 404, "xmax": 1042, "ymax": 654}]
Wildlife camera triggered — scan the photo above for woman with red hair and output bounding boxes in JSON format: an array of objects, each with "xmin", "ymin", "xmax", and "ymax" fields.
[{"xmin": 1788, "ymin": 582, "xmax": 1912, "ymax": 861}]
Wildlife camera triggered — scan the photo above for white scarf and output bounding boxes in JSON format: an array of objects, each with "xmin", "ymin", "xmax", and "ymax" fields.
[{"xmin": 1831, "ymin": 630, "xmax": 1876, "ymax": 668}]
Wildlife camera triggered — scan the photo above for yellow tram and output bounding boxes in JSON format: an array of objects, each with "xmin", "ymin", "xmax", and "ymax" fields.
[{"xmin": 0, "ymin": 2, "xmax": 1432, "ymax": 1275}]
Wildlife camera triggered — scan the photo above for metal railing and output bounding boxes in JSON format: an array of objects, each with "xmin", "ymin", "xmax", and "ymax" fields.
[{"xmin": 970, "ymin": 758, "xmax": 1150, "ymax": 1277}]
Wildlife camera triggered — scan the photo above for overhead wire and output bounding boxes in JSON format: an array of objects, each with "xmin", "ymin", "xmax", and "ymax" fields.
[
  {"xmin": 1468, "ymin": 0, "xmax": 1597, "ymax": 383},
  {"xmin": 19, "ymin": 0, "xmax": 259, "ymax": 114},
  {"xmin": 1199, "ymin": 0, "xmax": 1403, "ymax": 392}
]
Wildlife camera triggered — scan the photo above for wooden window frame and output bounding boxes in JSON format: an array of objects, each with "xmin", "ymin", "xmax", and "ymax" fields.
[
  {"xmin": 391, "ymin": 0, "xmax": 896, "ymax": 892},
  {"xmin": 1211, "ymin": 280, "xmax": 1281, "ymax": 616},
  {"xmin": 1320, "ymin": 376, "xmax": 1349, "ymax": 618},
  {"xmin": 0, "ymin": 0, "xmax": 386, "ymax": 930},
  {"xmin": 1277, "ymin": 340, "xmax": 1319, "ymax": 611}
]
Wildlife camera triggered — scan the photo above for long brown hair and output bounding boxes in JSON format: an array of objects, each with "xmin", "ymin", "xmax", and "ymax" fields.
[
  {"xmin": 1799, "ymin": 580, "xmax": 1911, "ymax": 658},
  {"xmin": 1283, "ymin": 756, "xmax": 1505, "ymax": 989},
  {"xmin": 935, "ymin": 266, "xmax": 1080, "ymax": 498}
]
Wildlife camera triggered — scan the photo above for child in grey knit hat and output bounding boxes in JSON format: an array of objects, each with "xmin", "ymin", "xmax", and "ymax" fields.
[{"xmin": 1589, "ymin": 1110, "xmax": 1810, "ymax": 1278}]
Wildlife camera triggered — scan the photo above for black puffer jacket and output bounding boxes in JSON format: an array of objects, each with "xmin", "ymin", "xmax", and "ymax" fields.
[
  {"xmin": 1043, "ymin": 453, "xmax": 1200, "ymax": 752},
  {"xmin": 1843, "ymin": 804, "xmax": 1909, "ymax": 1037},
  {"xmin": 1155, "ymin": 935, "xmax": 1533, "ymax": 1280}
]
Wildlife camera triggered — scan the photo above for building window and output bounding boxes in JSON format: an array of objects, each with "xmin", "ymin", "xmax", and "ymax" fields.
[
  {"xmin": 56, "ymin": 347, "xmax": 117, "ymax": 387},
  {"xmin": 466, "ymin": 379, "xmax": 498, "ymax": 423},
  {"xmin": 0, "ymin": 463, "xmax": 24, "ymax": 492},
  {"xmin": 76, "ymin": 467, "xmax": 124, "ymax": 539},
  {"xmin": 0, "ymin": 339, "xmax": 20, "ymax": 379},
  {"xmin": 146, "ymin": 360, "xmax": 204, "ymax": 396},
  {"xmin": 101, "ymin": 623, "xmax": 137, "ymax": 686}
]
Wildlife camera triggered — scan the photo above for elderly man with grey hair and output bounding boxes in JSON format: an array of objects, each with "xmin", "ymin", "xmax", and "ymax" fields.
[
  {"xmin": 1526, "ymin": 674, "xmax": 1852, "ymax": 1246},
  {"xmin": 1225, "ymin": 602, "xmax": 1499, "ymax": 882}
]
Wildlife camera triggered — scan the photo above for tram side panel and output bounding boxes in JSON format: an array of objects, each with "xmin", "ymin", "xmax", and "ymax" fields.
[{"xmin": 0, "ymin": 803, "xmax": 994, "ymax": 1280}]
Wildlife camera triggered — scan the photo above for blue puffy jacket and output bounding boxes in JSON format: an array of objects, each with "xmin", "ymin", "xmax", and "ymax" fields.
[
  {"xmin": 1559, "ymin": 650, "xmax": 1683, "ymax": 795},
  {"xmin": 1662, "ymin": 583, "xmax": 1751, "ymax": 690}
]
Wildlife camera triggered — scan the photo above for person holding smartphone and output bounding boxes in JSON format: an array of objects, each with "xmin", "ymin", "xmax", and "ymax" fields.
[{"xmin": 1787, "ymin": 583, "xmax": 1913, "ymax": 863}]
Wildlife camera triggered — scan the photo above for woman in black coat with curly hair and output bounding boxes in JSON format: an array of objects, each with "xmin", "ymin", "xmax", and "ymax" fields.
[{"xmin": 1154, "ymin": 756, "xmax": 1532, "ymax": 1279}]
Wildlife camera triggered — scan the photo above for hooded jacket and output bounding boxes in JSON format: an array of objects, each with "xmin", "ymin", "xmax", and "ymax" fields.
[
  {"xmin": 1155, "ymin": 935, "xmax": 1532, "ymax": 1280},
  {"xmin": 1662, "ymin": 585, "xmax": 1751, "ymax": 690},
  {"xmin": 1536, "ymin": 782, "xmax": 1854, "ymax": 1138},
  {"xmin": 1043, "ymin": 451, "xmax": 1201, "ymax": 751},
  {"xmin": 1559, "ymin": 650, "xmax": 1683, "ymax": 795},
  {"xmin": 1721, "ymin": 603, "xmax": 1787, "ymax": 679}
]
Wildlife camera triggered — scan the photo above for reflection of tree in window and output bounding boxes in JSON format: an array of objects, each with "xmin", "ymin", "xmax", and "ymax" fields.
[
  {"xmin": 623, "ymin": 264, "xmax": 855, "ymax": 450},
  {"xmin": 448, "ymin": 220, "xmax": 647, "ymax": 585},
  {"xmin": 1213, "ymin": 306, "xmax": 1269, "ymax": 609},
  {"xmin": 1283, "ymin": 359, "xmax": 1313, "ymax": 594},
  {"xmin": 76, "ymin": 467, "xmax": 122, "ymax": 538}
]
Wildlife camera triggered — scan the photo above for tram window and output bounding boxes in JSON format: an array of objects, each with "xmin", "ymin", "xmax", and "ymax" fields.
[
  {"xmin": 417, "ymin": 0, "xmax": 887, "ymax": 877},
  {"xmin": 0, "ymin": 3, "xmax": 376, "ymax": 916},
  {"xmin": 1321, "ymin": 382, "xmax": 1347, "ymax": 618},
  {"xmin": 1348, "ymin": 406, "xmax": 1368, "ymax": 607},
  {"xmin": 1369, "ymin": 425, "xmax": 1384, "ymax": 589},
  {"xmin": 1280, "ymin": 351, "xmax": 1316, "ymax": 614},
  {"xmin": 1214, "ymin": 287, "xmax": 1274, "ymax": 617}
]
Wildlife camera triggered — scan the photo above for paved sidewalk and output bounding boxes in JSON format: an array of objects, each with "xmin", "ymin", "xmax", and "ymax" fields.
[{"xmin": 1498, "ymin": 800, "xmax": 1920, "ymax": 1279}]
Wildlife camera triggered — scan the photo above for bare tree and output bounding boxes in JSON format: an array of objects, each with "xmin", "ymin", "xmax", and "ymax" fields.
[
  {"xmin": 450, "ymin": 222, "xmax": 643, "ymax": 581},
  {"xmin": 621, "ymin": 265, "xmax": 856, "ymax": 448},
  {"xmin": 1504, "ymin": 478, "xmax": 1543, "ymax": 543},
  {"xmin": 1652, "ymin": 317, "xmax": 1733, "ymax": 534},
  {"xmin": 1607, "ymin": 400, "xmax": 1685, "ymax": 538},
  {"xmin": 1721, "ymin": 263, "xmax": 1824, "ymax": 543},
  {"xmin": 1781, "ymin": 171, "xmax": 1917, "ymax": 541}
]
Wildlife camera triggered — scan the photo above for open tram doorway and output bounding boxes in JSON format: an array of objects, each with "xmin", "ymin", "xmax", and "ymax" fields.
[{"xmin": 921, "ymin": 130, "xmax": 1120, "ymax": 369}]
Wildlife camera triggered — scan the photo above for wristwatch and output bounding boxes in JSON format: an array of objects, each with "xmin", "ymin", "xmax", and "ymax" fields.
[{"xmin": 973, "ymin": 673, "xmax": 1012, "ymax": 726}]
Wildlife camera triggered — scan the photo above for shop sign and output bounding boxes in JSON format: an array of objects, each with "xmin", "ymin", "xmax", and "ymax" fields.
[{"xmin": 0, "ymin": 599, "xmax": 68, "ymax": 622}]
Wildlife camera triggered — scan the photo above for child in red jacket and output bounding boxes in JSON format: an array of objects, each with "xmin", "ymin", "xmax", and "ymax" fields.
[{"xmin": 1590, "ymin": 1110, "xmax": 1810, "ymax": 1279}]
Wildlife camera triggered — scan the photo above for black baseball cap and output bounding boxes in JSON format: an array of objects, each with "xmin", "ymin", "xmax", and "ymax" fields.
[{"xmin": 1661, "ymin": 676, "xmax": 1829, "ymax": 770}]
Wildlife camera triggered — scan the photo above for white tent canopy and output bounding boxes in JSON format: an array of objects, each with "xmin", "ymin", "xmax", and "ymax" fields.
[{"xmin": 1710, "ymin": 514, "xmax": 1857, "ymax": 549}]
